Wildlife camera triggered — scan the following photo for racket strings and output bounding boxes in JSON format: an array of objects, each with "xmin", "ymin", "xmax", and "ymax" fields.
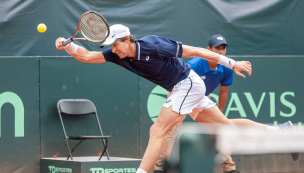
[{"xmin": 80, "ymin": 13, "xmax": 108, "ymax": 42}]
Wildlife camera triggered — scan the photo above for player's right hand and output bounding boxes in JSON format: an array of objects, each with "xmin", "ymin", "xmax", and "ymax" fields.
[{"xmin": 55, "ymin": 37, "xmax": 69, "ymax": 50}]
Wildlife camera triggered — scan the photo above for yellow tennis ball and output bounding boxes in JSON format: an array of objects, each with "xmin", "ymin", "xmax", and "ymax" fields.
[{"xmin": 37, "ymin": 23, "xmax": 47, "ymax": 33}]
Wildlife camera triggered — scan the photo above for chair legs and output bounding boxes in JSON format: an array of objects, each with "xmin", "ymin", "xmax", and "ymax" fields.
[
  {"xmin": 99, "ymin": 138, "xmax": 108, "ymax": 161},
  {"xmin": 66, "ymin": 138, "xmax": 110, "ymax": 161},
  {"xmin": 67, "ymin": 139, "xmax": 85, "ymax": 160}
]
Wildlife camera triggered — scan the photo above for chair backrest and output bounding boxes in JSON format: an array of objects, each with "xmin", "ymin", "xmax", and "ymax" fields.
[
  {"xmin": 58, "ymin": 99, "xmax": 96, "ymax": 115},
  {"xmin": 57, "ymin": 99, "xmax": 104, "ymax": 136}
]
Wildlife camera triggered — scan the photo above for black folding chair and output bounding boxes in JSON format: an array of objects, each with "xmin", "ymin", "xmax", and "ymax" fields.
[{"xmin": 57, "ymin": 99, "xmax": 110, "ymax": 161}]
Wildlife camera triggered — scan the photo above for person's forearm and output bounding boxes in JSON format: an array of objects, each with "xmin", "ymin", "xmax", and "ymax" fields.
[
  {"xmin": 218, "ymin": 86, "xmax": 229, "ymax": 113},
  {"xmin": 66, "ymin": 43, "xmax": 106, "ymax": 63},
  {"xmin": 182, "ymin": 45, "xmax": 235, "ymax": 69},
  {"xmin": 218, "ymin": 94, "xmax": 227, "ymax": 113},
  {"xmin": 182, "ymin": 45, "xmax": 220, "ymax": 62}
]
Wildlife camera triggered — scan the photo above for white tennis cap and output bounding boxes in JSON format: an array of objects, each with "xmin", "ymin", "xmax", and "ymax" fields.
[{"xmin": 101, "ymin": 24, "xmax": 130, "ymax": 47}]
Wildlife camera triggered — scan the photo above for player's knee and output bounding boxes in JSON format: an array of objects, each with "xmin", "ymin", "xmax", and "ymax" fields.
[{"xmin": 149, "ymin": 124, "xmax": 165, "ymax": 138}]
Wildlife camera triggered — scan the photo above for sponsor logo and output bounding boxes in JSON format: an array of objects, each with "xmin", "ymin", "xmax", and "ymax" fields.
[
  {"xmin": 201, "ymin": 76, "xmax": 206, "ymax": 80},
  {"xmin": 90, "ymin": 167, "xmax": 136, "ymax": 173},
  {"xmin": 217, "ymin": 37, "xmax": 223, "ymax": 40},
  {"xmin": 165, "ymin": 99, "xmax": 171, "ymax": 103},
  {"xmin": 112, "ymin": 34, "xmax": 115, "ymax": 38},
  {"xmin": 0, "ymin": 92, "xmax": 24, "ymax": 137},
  {"xmin": 209, "ymin": 92, "xmax": 296, "ymax": 118},
  {"xmin": 147, "ymin": 87, "xmax": 297, "ymax": 124},
  {"xmin": 48, "ymin": 166, "xmax": 72, "ymax": 173}
]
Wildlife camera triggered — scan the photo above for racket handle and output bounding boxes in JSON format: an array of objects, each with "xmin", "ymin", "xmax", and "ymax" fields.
[{"xmin": 62, "ymin": 37, "xmax": 73, "ymax": 46}]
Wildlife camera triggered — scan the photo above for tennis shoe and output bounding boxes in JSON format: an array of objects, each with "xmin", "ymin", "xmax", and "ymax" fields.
[
  {"xmin": 279, "ymin": 121, "xmax": 293, "ymax": 131},
  {"xmin": 278, "ymin": 121, "xmax": 299, "ymax": 161}
]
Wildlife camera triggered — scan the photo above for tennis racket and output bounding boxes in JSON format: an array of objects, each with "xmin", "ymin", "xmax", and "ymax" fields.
[{"xmin": 62, "ymin": 11, "xmax": 110, "ymax": 46}]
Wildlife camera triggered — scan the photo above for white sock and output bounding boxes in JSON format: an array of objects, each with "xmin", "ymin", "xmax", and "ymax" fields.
[
  {"xmin": 136, "ymin": 168, "xmax": 147, "ymax": 173},
  {"xmin": 266, "ymin": 125, "xmax": 280, "ymax": 132}
]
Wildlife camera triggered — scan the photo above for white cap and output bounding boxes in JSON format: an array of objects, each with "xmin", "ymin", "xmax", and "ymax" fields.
[{"xmin": 101, "ymin": 24, "xmax": 130, "ymax": 47}]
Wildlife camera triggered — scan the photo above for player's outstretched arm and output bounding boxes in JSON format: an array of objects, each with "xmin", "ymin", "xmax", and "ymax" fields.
[
  {"xmin": 182, "ymin": 45, "xmax": 251, "ymax": 78},
  {"xmin": 55, "ymin": 37, "xmax": 106, "ymax": 64}
]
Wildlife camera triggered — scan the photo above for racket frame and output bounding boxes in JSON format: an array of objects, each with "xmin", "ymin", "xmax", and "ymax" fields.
[{"xmin": 62, "ymin": 11, "xmax": 109, "ymax": 46}]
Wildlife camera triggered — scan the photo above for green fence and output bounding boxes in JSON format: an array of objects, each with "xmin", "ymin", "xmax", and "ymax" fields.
[{"xmin": 0, "ymin": 55, "xmax": 303, "ymax": 172}]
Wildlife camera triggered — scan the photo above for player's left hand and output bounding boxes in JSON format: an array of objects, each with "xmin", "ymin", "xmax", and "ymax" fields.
[{"xmin": 233, "ymin": 61, "xmax": 252, "ymax": 78}]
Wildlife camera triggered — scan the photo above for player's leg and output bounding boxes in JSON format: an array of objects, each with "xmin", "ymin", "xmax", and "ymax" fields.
[
  {"xmin": 194, "ymin": 105, "xmax": 233, "ymax": 131},
  {"xmin": 138, "ymin": 70, "xmax": 203, "ymax": 173},
  {"xmin": 194, "ymin": 105, "xmax": 279, "ymax": 132},
  {"xmin": 153, "ymin": 122, "xmax": 182, "ymax": 172},
  {"xmin": 230, "ymin": 119, "xmax": 296, "ymax": 139},
  {"xmin": 138, "ymin": 106, "xmax": 186, "ymax": 173},
  {"xmin": 230, "ymin": 118, "xmax": 266, "ymax": 129}
]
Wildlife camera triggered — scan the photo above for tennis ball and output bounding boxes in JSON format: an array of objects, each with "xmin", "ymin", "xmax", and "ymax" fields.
[{"xmin": 37, "ymin": 23, "xmax": 47, "ymax": 33}]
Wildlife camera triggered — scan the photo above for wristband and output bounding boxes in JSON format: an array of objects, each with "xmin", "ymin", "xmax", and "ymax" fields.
[
  {"xmin": 65, "ymin": 42, "xmax": 78, "ymax": 54},
  {"xmin": 218, "ymin": 55, "xmax": 235, "ymax": 69}
]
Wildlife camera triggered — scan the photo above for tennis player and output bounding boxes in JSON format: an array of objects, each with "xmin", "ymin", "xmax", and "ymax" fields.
[
  {"xmin": 153, "ymin": 34, "xmax": 238, "ymax": 173},
  {"xmin": 55, "ymin": 24, "xmax": 297, "ymax": 173}
]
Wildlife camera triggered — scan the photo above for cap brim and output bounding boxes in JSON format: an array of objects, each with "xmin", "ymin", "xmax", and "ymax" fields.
[
  {"xmin": 101, "ymin": 37, "xmax": 118, "ymax": 47},
  {"xmin": 212, "ymin": 41, "xmax": 228, "ymax": 47}
]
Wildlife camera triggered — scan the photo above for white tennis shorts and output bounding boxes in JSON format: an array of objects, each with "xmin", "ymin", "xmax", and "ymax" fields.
[{"xmin": 163, "ymin": 70, "xmax": 216, "ymax": 120}]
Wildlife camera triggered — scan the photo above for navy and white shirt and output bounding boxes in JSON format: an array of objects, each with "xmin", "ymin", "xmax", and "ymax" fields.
[
  {"xmin": 102, "ymin": 35, "xmax": 191, "ymax": 91},
  {"xmin": 187, "ymin": 57, "xmax": 233, "ymax": 96}
]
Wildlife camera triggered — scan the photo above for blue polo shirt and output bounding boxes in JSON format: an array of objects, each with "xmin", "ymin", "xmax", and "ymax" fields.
[
  {"xmin": 187, "ymin": 57, "xmax": 233, "ymax": 96},
  {"xmin": 102, "ymin": 35, "xmax": 191, "ymax": 91}
]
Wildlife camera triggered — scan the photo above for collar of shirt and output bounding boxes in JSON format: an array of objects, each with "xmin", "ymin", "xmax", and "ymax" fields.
[
  {"xmin": 202, "ymin": 60, "xmax": 224, "ymax": 74},
  {"xmin": 133, "ymin": 41, "xmax": 140, "ymax": 61},
  {"xmin": 126, "ymin": 41, "xmax": 140, "ymax": 61}
]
